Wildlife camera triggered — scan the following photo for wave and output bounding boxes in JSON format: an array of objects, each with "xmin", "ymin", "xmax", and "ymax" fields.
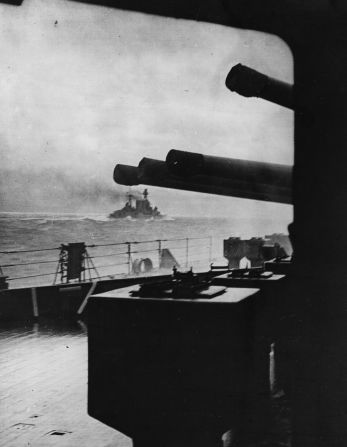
[
  {"xmin": 0, "ymin": 212, "xmax": 112, "ymax": 223},
  {"xmin": 82, "ymin": 216, "xmax": 111, "ymax": 223},
  {"xmin": 36, "ymin": 219, "xmax": 50, "ymax": 224},
  {"xmin": 144, "ymin": 216, "xmax": 175, "ymax": 222},
  {"xmin": 0, "ymin": 212, "xmax": 177, "ymax": 223}
]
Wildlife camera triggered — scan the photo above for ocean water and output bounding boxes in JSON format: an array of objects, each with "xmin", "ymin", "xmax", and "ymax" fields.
[{"xmin": 0, "ymin": 212, "xmax": 291, "ymax": 288}]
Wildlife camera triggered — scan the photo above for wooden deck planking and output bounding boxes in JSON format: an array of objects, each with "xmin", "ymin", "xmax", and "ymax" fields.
[{"xmin": 0, "ymin": 322, "xmax": 131, "ymax": 447}]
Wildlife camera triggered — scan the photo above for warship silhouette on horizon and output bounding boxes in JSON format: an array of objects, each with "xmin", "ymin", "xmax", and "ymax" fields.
[{"xmin": 109, "ymin": 189, "xmax": 163, "ymax": 219}]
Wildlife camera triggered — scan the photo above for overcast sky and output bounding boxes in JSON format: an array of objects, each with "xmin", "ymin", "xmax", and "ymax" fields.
[{"xmin": 0, "ymin": 0, "xmax": 293, "ymax": 220}]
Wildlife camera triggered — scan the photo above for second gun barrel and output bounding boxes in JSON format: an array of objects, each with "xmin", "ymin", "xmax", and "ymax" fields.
[
  {"xmin": 114, "ymin": 157, "xmax": 292, "ymax": 204},
  {"xmin": 166, "ymin": 149, "xmax": 292, "ymax": 189}
]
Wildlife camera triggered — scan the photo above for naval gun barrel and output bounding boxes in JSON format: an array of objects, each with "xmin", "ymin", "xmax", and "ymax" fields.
[
  {"xmin": 114, "ymin": 156, "xmax": 292, "ymax": 204},
  {"xmin": 113, "ymin": 164, "xmax": 140, "ymax": 185},
  {"xmin": 166, "ymin": 149, "xmax": 292, "ymax": 190},
  {"xmin": 225, "ymin": 63, "xmax": 294, "ymax": 110}
]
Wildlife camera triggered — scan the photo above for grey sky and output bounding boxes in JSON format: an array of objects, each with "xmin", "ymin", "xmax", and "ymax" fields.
[{"xmin": 0, "ymin": 0, "xmax": 293, "ymax": 219}]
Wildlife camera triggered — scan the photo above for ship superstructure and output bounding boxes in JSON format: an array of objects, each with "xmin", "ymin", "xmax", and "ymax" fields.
[{"xmin": 109, "ymin": 189, "xmax": 162, "ymax": 219}]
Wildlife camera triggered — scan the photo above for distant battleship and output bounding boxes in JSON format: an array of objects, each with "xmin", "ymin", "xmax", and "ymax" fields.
[{"xmin": 109, "ymin": 189, "xmax": 163, "ymax": 219}]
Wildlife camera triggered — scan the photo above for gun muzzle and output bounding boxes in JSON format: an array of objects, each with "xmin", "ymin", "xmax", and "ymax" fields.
[
  {"xmin": 226, "ymin": 63, "xmax": 294, "ymax": 110},
  {"xmin": 113, "ymin": 164, "xmax": 140, "ymax": 185}
]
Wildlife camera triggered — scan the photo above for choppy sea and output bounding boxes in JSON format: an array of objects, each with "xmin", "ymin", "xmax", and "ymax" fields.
[{"xmin": 0, "ymin": 212, "xmax": 291, "ymax": 288}]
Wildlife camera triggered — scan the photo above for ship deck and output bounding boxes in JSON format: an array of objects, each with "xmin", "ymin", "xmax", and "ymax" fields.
[
  {"xmin": 0, "ymin": 320, "xmax": 131, "ymax": 447},
  {"xmin": 0, "ymin": 318, "xmax": 291, "ymax": 447}
]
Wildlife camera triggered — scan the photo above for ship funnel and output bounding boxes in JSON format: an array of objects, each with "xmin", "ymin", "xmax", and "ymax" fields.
[{"xmin": 225, "ymin": 63, "xmax": 294, "ymax": 110}]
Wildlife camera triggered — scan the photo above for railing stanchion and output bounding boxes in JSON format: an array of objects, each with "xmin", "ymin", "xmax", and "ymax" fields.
[
  {"xmin": 158, "ymin": 240, "xmax": 162, "ymax": 268},
  {"xmin": 127, "ymin": 242, "xmax": 132, "ymax": 274},
  {"xmin": 53, "ymin": 258, "xmax": 60, "ymax": 285},
  {"xmin": 185, "ymin": 238, "xmax": 189, "ymax": 268},
  {"xmin": 2, "ymin": 235, "xmax": 218, "ymax": 286}
]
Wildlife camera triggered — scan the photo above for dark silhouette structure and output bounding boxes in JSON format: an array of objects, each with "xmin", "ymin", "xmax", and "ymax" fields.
[
  {"xmin": 68, "ymin": 1, "xmax": 347, "ymax": 446},
  {"xmin": 225, "ymin": 63, "xmax": 294, "ymax": 110},
  {"xmin": 114, "ymin": 155, "xmax": 293, "ymax": 204}
]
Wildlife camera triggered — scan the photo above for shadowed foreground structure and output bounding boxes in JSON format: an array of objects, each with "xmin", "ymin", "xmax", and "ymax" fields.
[
  {"xmin": 0, "ymin": 320, "xmax": 291, "ymax": 447},
  {"xmin": 87, "ymin": 1, "xmax": 347, "ymax": 446},
  {"xmin": 3, "ymin": 0, "xmax": 347, "ymax": 446},
  {"xmin": 0, "ymin": 322, "xmax": 131, "ymax": 447}
]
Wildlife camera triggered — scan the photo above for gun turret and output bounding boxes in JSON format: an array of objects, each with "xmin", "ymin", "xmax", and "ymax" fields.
[{"xmin": 114, "ymin": 153, "xmax": 292, "ymax": 204}]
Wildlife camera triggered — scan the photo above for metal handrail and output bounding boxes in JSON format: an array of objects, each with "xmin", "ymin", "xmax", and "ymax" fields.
[
  {"xmin": 0, "ymin": 235, "xmax": 213, "ymax": 286},
  {"xmin": 0, "ymin": 247, "xmax": 59, "ymax": 254},
  {"xmin": 86, "ymin": 236, "xmax": 209, "ymax": 248},
  {"xmin": 93, "ymin": 262, "xmax": 129, "ymax": 269},
  {"xmin": 90, "ymin": 251, "xmax": 129, "ymax": 259},
  {"xmin": 7, "ymin": 272, "xmax": 57, "ymax": 281},
  {"xmin": 1, "ymin": 259, "xmax": 58, "ymax": 267}
]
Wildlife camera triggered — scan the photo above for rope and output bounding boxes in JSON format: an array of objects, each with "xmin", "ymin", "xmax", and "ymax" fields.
[
  {"xmin": 0, "ymin": 237, "xmax": 212, "ymax": 255},
  {"xmin": 86, "ymin": 242, "xmax": 127, "ymax": 248},
  {"xmin": 89, "ymin": 251, "xmax": 128, "ymax": 259},
  {"xmin": 94, "ymin": 262, "xmax": 129, "ymax": 269},
  {"xmin": 7, "ymin": 271, "xmax": 56, "ymax": 280},
  {"xmin": 86, "ymin": 236, "xmax": 211, "ymax": 248},
  {"xmin": 0, "ymin": 247, "xmax": 59, "ymax": 254},
  {"xmin": 1, "ymin": 259, "xmax": 57, "ymax": 267},
  {"xmin": 130, "ymin": 248, "xmax": 158, "ymax": 255},
  {"xmin": 2, "ymin": 236, "xmax": 214, "ymax": 284}
]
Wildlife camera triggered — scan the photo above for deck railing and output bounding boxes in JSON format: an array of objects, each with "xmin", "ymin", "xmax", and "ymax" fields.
[{"xmin": 0, "ymin": 236, "xmax": 214, "ymax": 288}]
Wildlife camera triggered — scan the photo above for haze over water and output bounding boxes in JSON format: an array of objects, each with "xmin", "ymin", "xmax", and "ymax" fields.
[
  {"xmin": 0, "ymin": 212, "xmax": 291, "ymax": 288},
  {"xmin": 0, "ymin": 0, "xmax": 293, "ymax": 218},
  {"xmin": 0, "ymin": 1, "xmax": 293, "ymax": 287}
]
